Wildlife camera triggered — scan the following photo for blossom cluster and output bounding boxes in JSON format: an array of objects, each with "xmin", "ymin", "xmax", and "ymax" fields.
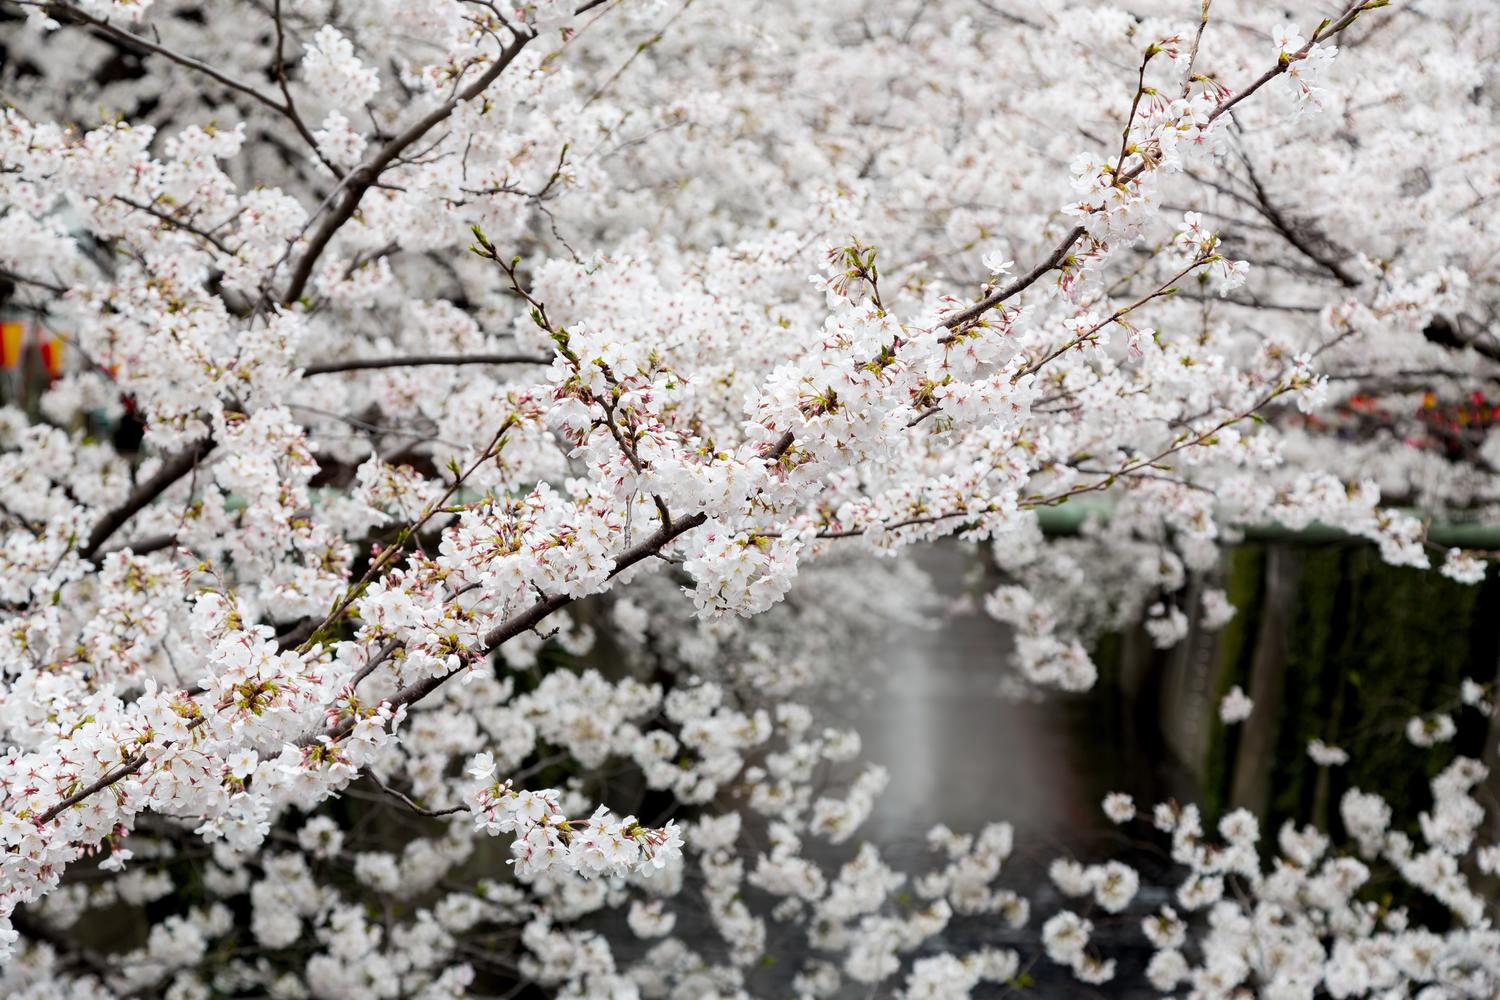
[
  {"xmin": 0, "ymin": 0, "xmax": 1496, "ymax": 994},
  {"xmin": 462, "ymin": 752, "xmax": 683, "ymax": 877}
]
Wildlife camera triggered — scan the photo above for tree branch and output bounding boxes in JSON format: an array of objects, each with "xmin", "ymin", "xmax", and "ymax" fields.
[
  {"xmin": 1234, "ymin": 147, "xmax": 1360, "ymax": 288},
  {"xmin": 269, "ymin": 0, "xmax": 342, "ymax": 176},
  {"xmin": 307, "ymin": 432, "xmax": 797, "ymax": 746},
  {"xmin": 279, "ymin": 0, "xmax": 620, "ymax": 304},
  {"xmin": 38, "ymin": 0, "xmax": 290, "ymax": 117},
  {"xmin": 933, "ymin": 0, "xmax": 1380, "ymax": 333},
  {"xmin": 111, "ymin": 195, "xmax": 238, "ymax": 257},
  {"xmin": 300, "ymin": 353, "xmax": 550, "ymax": 375},
  {"xmin": 81, "ymin": 438, "xmax": 211, "ymax": 562},
  {"xmin": 936, "ymin": 225, "xmax": 1087, "ymax": 331},
  {"xmin": 0, "ymin": 266, "xmax": 70, "ymax": 296},
  {"xmin": 280, "ymin": 30, "xmax": 536, "ymax": 304}
]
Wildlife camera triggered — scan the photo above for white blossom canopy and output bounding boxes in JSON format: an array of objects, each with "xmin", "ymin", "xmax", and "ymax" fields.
[{"xmin": 0, "ymin": 0, "xmax": 1498, "ymax": 995}]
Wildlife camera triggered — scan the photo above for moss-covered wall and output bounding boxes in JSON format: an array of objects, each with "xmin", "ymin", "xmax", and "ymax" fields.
[
  {"xmin": 1199, "ymin": 545, "xmax": 1264, "ymax": 819},
  {"xmin": 1268, "ymin": 545, "xmax": 1494, "ymax": 837},
  {"xmin": 1134, "ymin": 543, "xmax": 1499, "ymax": 838}
]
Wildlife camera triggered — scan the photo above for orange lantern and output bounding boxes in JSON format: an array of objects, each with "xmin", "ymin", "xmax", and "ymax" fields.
[
  {"xmin": 0, "ymin": 321, "xmax": 22, "ymax": 370},
  {"xmin": 38, "ymin": 333, "xmax": 64, "ymax": 379}
]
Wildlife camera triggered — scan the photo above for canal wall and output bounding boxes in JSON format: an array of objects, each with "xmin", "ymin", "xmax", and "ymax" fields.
[{"xmin": 1097, "ymin": 543, "xmax": 1500, "ymax": 844}]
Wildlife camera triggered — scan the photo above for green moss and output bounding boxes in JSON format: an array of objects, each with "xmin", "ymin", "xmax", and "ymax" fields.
[
  {"xmin": 1265, "ymin": 544, "xmax": 1350, "ymax": 830},
  {"xmin": 1087, "ymin": 538, "xmax": 1495, "ymax": 927},
  {"xmin": 1224, "ymin": 545, "xmax": 1493, "ymax": 860},
  {"xmin": 1328, "ymin": 548, "xmax": 1484, "ymax": 832},
  {"xmin": 1091, "ymin": 629, "xmax": 1123, "ymax": 688},
  {"xmin": 1201, "ymin": 545, "xmax": 1265, "ymax": 818}
]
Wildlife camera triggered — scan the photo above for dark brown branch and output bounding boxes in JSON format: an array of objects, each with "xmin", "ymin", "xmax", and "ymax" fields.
[
  {"xmin": 308, "ymin": 432, "xmax": 797, "ymax": 746},
  {"xmin": 270, "ymin": 0, "xmax": 342, "ymax": 176},
  {"xmin": 1206, "ymin": 1, "xmax": 1375, "ymax": 126},
  {"xmin": 300, "ymin": 353, "xmax": 550, "ymax": 375},
  {"xmin": 280, "ymin": 0, "xmax": 618, "ymax": 304},
  {"xmin": 934, "ymin": 0, "xmax": 1380, "ymax": 333},
  {"xmin": 0, "ymin": 266, "xmax": 70, "ymax": 296},
  {"xmin": 274, "ymin": 616, "xmax": 321, "ymax": 652},
  {"xmin": 936, "ymin": 225, "xmax": 1087, "ymax": 331},
  {"xmin": 37, "ymin": 716, "xmax": 207, "ymax": 823},
  {"xmin": 1324, "ymin": 366, "xmax": 1490, "ymax": 384},
  {"xmin": 112, "ymin": 195, "xmax": 237, "ymax": 256},
  {"xmin": 281, "ymin": 31, "xmax": 536, "ymax": 304},
  {"xmin": 40, "ymin": 1, "xmax": 289, "ymax": 117},
  {"xmin": 39, "ymin": 755, "xmax": 146, "ymax": 824},
  {"xmin": 1179, "ymin": 291, "xmax": 1321, "ymax": 313},
  {"xmin": 82, "ymin": 438, "xmax": 211, "ymax": 562},
  {"xmin": 311, "ymin": 508, "xmax": 712, "ymax": 744},
  {"xmin": 364, "ymin": 772, "xmax": 465, "ymax": 817},
  {"xmin": 1424, "ymin": 316, "xmax": 1500, "ymax": 365},
  {"xmin": 98, "ymin": 532, "xmax": 180, "ymax": 558},
  {"xmin": 1235, "ymin": 148, "xmax": 1360, "ymax": 288}
]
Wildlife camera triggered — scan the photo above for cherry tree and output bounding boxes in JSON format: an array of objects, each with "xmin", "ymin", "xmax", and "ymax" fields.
[{"xmin": 1, "ymin": 0, "xmax": 1498, "ymax": 995}]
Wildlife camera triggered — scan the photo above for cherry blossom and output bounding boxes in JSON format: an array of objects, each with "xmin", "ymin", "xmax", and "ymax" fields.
[{"xmin": 1, "ymin": 0, "xmax": 1497, "ymax": 994}]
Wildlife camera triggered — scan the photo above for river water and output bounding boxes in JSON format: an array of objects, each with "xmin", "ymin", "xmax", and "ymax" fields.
[{"xmin": 811, "ymin": 544, "xmax": 1194, "ymax": 996}]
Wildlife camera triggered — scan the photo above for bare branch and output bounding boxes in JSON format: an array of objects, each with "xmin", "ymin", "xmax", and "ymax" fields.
[
  {"xmin": 38, "ymin": 0, "xmax": 289, "ymax": 117},
  {"xmin": 270, "ymin": 0, "xmax": 344, "ymax": 177},
  {"xmin": 364, "ymin": 772, "xmax": 466, "ymax": 817},
  {"xmin": 112, "ymin": 195, "xmax": 238, "ymax": 256},
  {"xmin": 936, "ymin": 225, "xmax": 1087, "ymax": 331},
  {"xmin": 306, "ymin": 433, "xmax": 798, "ymax": 747},
  {"xmin": 933, "ymin": 0, "xmax": 1380, "ymax": 333},
  {"xmin": 1234, "ymin": 146, "xmax": 1360, "ymax": 288},
  {"xmin": 300, "ymin": 353, "xmax": 551, "ymax": 375},
  {"xmin": 81, "ymin": 438, "xmax": 212, "ymax": 562},
  {"xmin": 1205, "ymin": 1, "xmax": 1372, "ymax": 125},
  {"xmin": 0, "ymin": 266, "xmax": 70, "ymax": 296},
  {"xmin": 280, "ymin": 29, "xmax": 536, "ymax": 305}
]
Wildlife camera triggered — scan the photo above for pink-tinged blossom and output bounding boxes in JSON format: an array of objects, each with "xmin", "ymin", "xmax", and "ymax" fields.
[{"xmin": 2, "ymin": 0, "xmax": 1498, "ymax": 995}]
